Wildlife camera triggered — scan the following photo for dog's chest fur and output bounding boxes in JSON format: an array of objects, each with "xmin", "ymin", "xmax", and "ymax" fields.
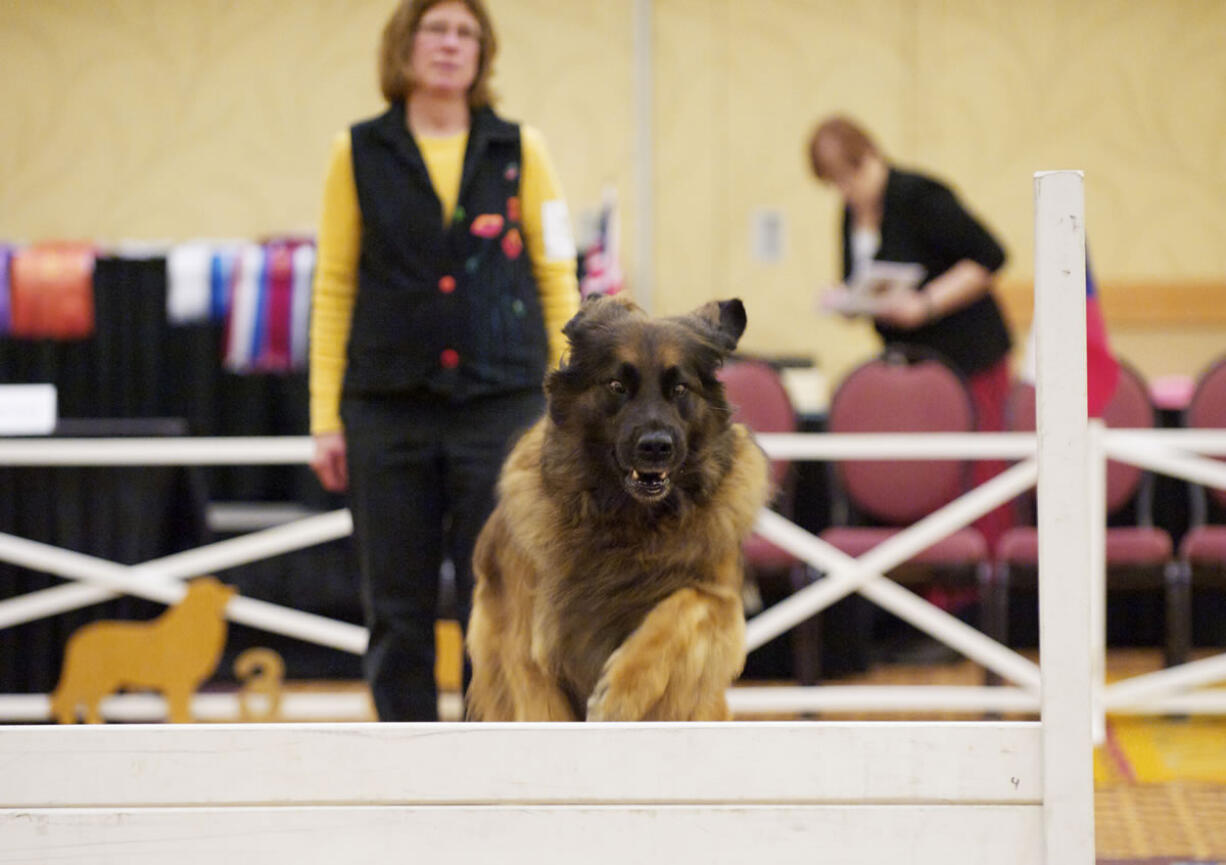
[{"xmin": 501, "ymin": 420, "xmax": 766, "ymax": 702}]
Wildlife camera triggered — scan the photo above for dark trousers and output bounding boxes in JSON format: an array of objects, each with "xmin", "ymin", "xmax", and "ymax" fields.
[{"xmin": 342, "ymin": 389, "xmax": 545, "ymax": 720}]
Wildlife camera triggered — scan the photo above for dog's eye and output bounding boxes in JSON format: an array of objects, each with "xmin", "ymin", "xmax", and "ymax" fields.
[
  {"xmin": 672, "ymin": 383, "xmax": 687, "ymax": 397},
  {"xmin": 607, "ymin": 379, "xmax": 626, "ymax": 395}
]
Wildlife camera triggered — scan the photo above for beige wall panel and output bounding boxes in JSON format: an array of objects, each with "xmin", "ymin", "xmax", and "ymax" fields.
[
  {"xmin": 495, "ymin": 0, "xmax": 635, "ymax": 275},
  {"xmin": 0, "ymin": 1, "xmax": 387, "ymax": 241},
  {"xmin": 0, "ymin": 0, "xmax": 632, "ymax": 250},
  {"xmin": 725, "ymin": 0, "xmax": 916, "ymax": 376},
  {"xmin": 1107, "ymin": 328, "xmax": 1225, "ymax": 387},
  {"xmin": 652, "ymin": 0, "xmax": 726, "ymax": 317},
  {"xmin": 913, "ymin": 0, "xmax": 1226, "ymax": 286},
  {"xmin": 656, "ymin": 0, "xmax": 917, "ymax": 382}
]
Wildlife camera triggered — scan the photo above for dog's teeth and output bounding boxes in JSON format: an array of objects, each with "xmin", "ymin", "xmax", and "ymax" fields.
[
  {"xmin": 631, "ymin": 470, "xmax": 640, "ymax": 480},
  {"xmin": 660, "ymin": 471, "xmax": 669, "ymax": 479}
]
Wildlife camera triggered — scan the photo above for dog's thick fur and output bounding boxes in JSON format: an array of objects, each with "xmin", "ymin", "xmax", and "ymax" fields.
[{"xmin": 466, "ymin": 296, "xmax": 770, "ymax": 721}]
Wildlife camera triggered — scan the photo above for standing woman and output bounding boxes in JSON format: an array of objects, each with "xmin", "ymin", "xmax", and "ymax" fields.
[
  {"xmin": 309, "ymin": 0, "xmax": 579, "ymax": 720},
  {"xmin": 809, "ymin": 115, "xmax": 1013, "ymax": 549}
]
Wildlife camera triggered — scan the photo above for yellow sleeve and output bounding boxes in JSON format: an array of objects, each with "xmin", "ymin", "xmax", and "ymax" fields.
[
  {"xmin": 308, "ymin": 131, "xmax": 361, "ymax": 435},
  {"xmin": 519, "ymin": 125, "xmax": 580, "ymax": 369}
]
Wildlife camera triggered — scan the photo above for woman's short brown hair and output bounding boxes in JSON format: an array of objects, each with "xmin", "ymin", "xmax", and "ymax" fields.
[
  {"xmin": 808, "ymin": 115, "xmax": 880, "ymax": 180},
  {"xmin": 378, "ymin": 0, "xmax": 498, "ymax": 108}
]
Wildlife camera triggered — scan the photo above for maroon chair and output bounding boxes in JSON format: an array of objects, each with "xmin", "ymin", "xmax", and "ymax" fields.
[
  {"xmin": 818, "ymin": 351, "xmax": 994, "ymax": 658},
  {"xmin": 718, "ymin": 359, "xmax": 822, "ymax": 684},
  {"xmin": 1176, "ymin": 355, "xmax": 1226, "ymax": 659},
  {"xmin": 989, "ymin": 363, "xmax": 1181, "ymax": 664}
]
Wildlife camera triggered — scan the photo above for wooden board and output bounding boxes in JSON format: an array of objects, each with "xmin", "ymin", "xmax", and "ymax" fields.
[
  {"xmin": 1, "ymin": 721, "xmax": 1041, "ymax": 808},
  {"xmin": 0, "ymin": 805, "xmax": 1043, "ymax": 864}
]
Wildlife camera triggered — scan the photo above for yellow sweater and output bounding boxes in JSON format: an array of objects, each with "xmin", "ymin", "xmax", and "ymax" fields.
[{"xmin": 308, "ymin": 122, "xmax": 579, "ymax": 434}]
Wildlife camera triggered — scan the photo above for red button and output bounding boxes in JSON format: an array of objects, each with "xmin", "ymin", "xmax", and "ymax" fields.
[
  {"xmin": 439, "ymin": 348, "xmax": 460, "ymax": 369},
  {"xmin": 438, "ymin": 275, "xmax": 456, "ymax": 294}
]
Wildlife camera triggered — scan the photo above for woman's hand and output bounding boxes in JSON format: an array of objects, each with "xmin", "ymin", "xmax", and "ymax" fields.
[
  {"xmin": 816, "ymin": 283, "xmax": 858, "ymax": 318},
  {"xmin": 873, "ymin": 290, "xmax": 932, "ymax": 329},
  {"xmin": 310, "ymin": 431, "xmax": 349, "ymax": 493},
  {"xmin": 875, "ymin": 259, "xmax": 993, "ymax": 329}
]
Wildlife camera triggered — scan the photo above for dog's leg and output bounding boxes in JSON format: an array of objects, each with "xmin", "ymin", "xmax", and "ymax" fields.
[
  {"xmin": 470, "ymin": 622, "xmax": 576, "ymax": 721},
  {"xmin": 587, "ymin": 585, "xmax": 744, "ymax": 722}
]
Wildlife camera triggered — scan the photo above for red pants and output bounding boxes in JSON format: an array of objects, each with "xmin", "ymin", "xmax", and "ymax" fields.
[
  {"xmin": 928, "ymin": 357, "xmax": 1012, "ymax": 613},
  {"xmin": 967, "ymin": 356, "xmax": 1013, "ymax": 552}
]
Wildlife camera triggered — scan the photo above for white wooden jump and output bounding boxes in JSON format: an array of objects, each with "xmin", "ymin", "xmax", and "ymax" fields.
[{"xmin": 0, "ymin": 171, "xmax": 1126, "ymax": 862}]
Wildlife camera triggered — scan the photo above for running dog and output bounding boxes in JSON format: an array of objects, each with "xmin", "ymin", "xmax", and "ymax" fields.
[{"xmin": 466, "ymin": 295, "xmax": 770, "ymax": 721}]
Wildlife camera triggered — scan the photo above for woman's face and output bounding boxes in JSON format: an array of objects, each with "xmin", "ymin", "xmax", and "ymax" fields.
[
  {"xmin": 408, "ymin": 1, "xmax": 482, "ymax": 100},
  {"xmin": 815, "ymin": 138, "xmax": 884, "ymax": 211}
]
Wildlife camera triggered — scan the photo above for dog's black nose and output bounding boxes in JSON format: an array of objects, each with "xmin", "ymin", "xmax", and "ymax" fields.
[{"xmin": 635, "ymin": 430, "xmax": 674, "ymax": 464}]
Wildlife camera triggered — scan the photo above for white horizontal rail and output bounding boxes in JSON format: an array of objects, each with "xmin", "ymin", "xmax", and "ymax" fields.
[
  {"xmin": 755, "ymin": 431, "xmax": 1035, "ymax": 460},
  {"xmin": 2, "ymin": 429, "xmax": 1223, "ymax": 466},
  {"xmin": 0, "ymin": 721, "xmax": 1043, "ymax": 806},
  {"xmin": 0, "ymin": 691, "xmax": 374, "ymax": 724},
  {"xmin": 0, "ymin": 805, "xmax": 1044, "ymax": 865},
  {"xmin": 1106, "ymin": 427, "xmax": 1226, "ymax": 455},
  {"xmin": 0, "ymin": 436, "xmax": 313, "ymax": 465},
  {"xmin": 728, "ymin": 685, "xmax": 1039, "ymax": 714},
  {"xmin": 1104, "ymin": 436, "xmax": 1226, "ymax": 491}
]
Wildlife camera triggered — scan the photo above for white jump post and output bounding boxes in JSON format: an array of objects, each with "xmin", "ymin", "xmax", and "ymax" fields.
[{"xmin": 1034, "ymin": 169, "xmax": 1096, "ymax": 862}]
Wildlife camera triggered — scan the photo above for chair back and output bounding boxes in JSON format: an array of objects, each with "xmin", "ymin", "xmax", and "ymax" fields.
[
  {"xmin": 1006, "ymin": 363, "xmax": 1154, "ymax": 514},
  {"xmin": 718, "ymin": 359, "xmax": 797, "ymax": 491},
  {"xmin": 827, "ymin": 351, "xmax": 975, "ymax": 525},
  {"xmin": 1186, "ymin": 354, "xmax": 1226, "ymax": 509},
  {"xmin": 1100, "ymin": 362, "xmax": 1156, "ymax": 512}
]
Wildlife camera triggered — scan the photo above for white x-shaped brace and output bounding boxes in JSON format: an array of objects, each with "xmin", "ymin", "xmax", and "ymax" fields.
[
  {"xmin": 745, "ymin": 458, "xmax": 1043, "ymax": 692},
  {"xmin": 1096, "ymin": 437, "xmax": 1226, "ymax": 706},
  {"xmin": 0, "ymin": 460, "xmax": 1046, "ymax": 690},
  {"xmin": 0, "ymin": 510, "xmax": 367, "ymax": 654}
]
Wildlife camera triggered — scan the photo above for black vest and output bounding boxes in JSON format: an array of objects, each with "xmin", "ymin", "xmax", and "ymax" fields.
[{"xmin": 344, "ymin": 104, "xmax": 549, "ymax": 401}]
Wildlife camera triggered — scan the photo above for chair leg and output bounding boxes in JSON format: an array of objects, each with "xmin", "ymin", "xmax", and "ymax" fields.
[
  {"xmin": 1164, "ymin": 560, "xmax": 1193, "ymax": 668},
  {"xmin": 788, "ymin": 565, "xmax": 823, "ymax": 687},
  {"xmin": 981, "ymin": 560, "xmax": 1010, "ymax": 688}
]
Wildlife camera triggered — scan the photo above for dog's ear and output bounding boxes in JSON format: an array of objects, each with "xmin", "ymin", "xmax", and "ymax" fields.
[
  {"xmin": 688, "ymin": 298, "xmax": 747, "ymax": 353},
  {"xmin": 561, "ymin": 293, "xmax": 641, "ymax": 347},
  {"xmin": 548, "ymin": 295, "xmax": 643, "ymax": 426}
]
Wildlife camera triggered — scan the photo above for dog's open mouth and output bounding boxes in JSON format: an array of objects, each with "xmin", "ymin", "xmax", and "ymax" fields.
[{"xmin": 624, "ymin": 468, "xmax": 672, "ymax": 501}]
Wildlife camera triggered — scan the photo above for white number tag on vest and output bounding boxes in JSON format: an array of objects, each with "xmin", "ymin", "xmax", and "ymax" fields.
[{"xmin": 541, "ymin": 200, "xmax": 577, "ymax": 261}]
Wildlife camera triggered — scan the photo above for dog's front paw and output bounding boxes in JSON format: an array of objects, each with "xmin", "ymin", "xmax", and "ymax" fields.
[
  {"xmin": 585, "ymin": 678, "xmax": 613, "ymax": 721},
  {"xmin": 585, "ymin": 650, "xmax": 668, "ymax": 721},
  {"xmin": 585, "ymin": 675, "xmax": 635, "ymax": 722}
]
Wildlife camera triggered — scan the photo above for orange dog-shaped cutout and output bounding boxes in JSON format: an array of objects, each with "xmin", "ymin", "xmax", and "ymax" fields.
[{"xmin": 50, "ymin": 576, "xmax": 237, "ymax": 724}]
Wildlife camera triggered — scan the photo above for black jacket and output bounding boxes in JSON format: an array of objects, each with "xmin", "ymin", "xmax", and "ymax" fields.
[{"xmin": 841, "ymin": 168, "xmax": 1011, "ymax": 375}]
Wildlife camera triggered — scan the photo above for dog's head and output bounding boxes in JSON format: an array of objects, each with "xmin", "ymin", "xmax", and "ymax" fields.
[{"xmin": 544, "ymin": 294, "xmax": 747, "ymax": 507}]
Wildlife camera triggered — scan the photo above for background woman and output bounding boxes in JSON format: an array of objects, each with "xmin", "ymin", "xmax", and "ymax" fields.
[
  {"xmin": 309, "ymin": 0, "xmax": 579, "ymax": 720},
  {"xmin": 809, "ymin": 114, "xmax": 1012, "ymax": 603}
]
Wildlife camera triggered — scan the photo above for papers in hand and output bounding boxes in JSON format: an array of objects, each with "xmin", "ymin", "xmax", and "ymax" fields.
[{"xmin": 826, "ymin": 260, "xmax": 925, "ymax": 316}]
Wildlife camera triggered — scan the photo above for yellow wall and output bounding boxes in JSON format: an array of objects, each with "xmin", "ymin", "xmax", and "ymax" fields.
[{"xmin": 2, "ymin": 0, "xmax": 1223, "ymax": 388}]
